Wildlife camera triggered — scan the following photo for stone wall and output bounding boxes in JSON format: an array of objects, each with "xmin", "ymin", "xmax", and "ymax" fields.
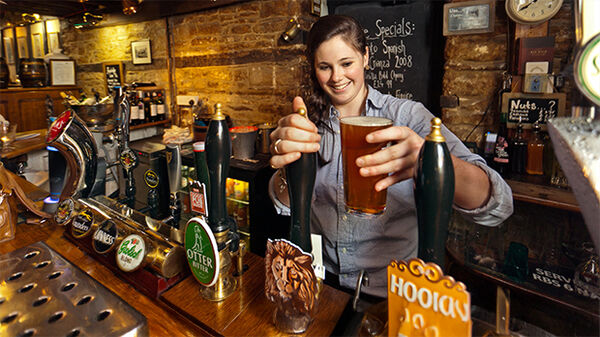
[
  {"xmin": 61, "ymin": 0, "xmax": 316, "ymax": 127},
  {"xmin": 441, "ymin": 0, "xmax": 574, "ymax": 145}
]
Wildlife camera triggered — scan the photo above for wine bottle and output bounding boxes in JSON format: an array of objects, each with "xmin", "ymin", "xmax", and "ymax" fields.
[
  {"xmin": 150, "ymin": 91, "xmax": 158, "ymax": 122},
  {"xmin": 156, "ymin": 91, "xmax": 166, "ymax": 121},
  {"xmin": 509, "ymin": 119, "xmax": 527, "ymax": 175}
]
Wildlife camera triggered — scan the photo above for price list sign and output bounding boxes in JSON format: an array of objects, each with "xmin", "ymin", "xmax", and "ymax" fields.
[{"xmin": 337, "ymin": 2, "xmax": 435, "ymax": 108}]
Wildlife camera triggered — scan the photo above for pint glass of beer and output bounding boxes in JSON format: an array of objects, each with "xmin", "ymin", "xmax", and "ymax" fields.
[{"xmin": 340, "ymin": 116, "xmax": 393, "ymax": 216}]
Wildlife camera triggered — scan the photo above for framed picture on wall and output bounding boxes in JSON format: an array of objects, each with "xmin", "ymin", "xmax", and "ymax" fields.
[
  {"xmin": 50, "ymin": 59, "xmax": 76, "ymax": 86},
  {"xmin": 32, "ymin": 33, "xmax": 44, "ymax": 58},
  {"xmin": 443, "ymin": 0, "xmax": 495, "ymax": 36},
  {"xmin": 17, "ymin": 36, "xmax": 28, "ymax": 58},
  {"xmin": 131, "ymin": 39, "xmax": 151, "ymax": 65},
  {"xmin": 48, "ymin": 32, "xmax": 60, "ymax": 52},
  {"xmin": 3, "ymin": 37, "xmax": 14, "ymax": 64}
]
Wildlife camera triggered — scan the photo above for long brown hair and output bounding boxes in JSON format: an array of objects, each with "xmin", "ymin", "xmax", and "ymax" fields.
[{"xmin": 305, "ymin": 15, "xmax": 368, "ymax": 126}]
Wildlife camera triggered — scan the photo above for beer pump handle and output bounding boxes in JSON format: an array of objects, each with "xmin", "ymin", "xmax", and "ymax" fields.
[
  {"xmin": 414, "ymin": 117, "xmax": 455, "ymax": 266},
  {"xmin": 285, "ymin": 108, "xmax": 316, "ymax": 253},
  {"xmin": 205, "ymin": 103, "xmax": 231, "ymax": 233},
  {"xmin": 164, "ymin": 143, "xmax": 182, "ymax": 229},
  {"xmin": 165, "ymin": 144, "xmax": 182, "ymax": 196}
]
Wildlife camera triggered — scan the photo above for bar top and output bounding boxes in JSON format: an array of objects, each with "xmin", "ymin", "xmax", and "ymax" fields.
[{"xmin": 1, "ymin": 173, "xmax": 351, "ymax": 336}]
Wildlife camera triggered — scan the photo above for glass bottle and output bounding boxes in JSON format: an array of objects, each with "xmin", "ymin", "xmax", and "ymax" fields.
[
  {"xmin": 156, "ymin": 91, "xmax": 166, "ymax": 121},
  {"xmin": 137, "ymin": 90, "xmax": 145, "ymax": 125},
  {"xmin": 150, "ymin": 91, "xmax": 158, "ymax": 122},
  {"xmin": 129, "ymin": 91, "xmax": 139, "ymax": 125},
  {"xmin": 526, "ymin": 123, "xmax": 545, "ymax": 175},
  {"xmin": 493, "ymin": 112, "xmax": 510, "ymax": 177},
  {"xmin": 509, "ymin": 119, "xmax": 527, "ymax": 175},
  {"xmin": 492, "ymin": 73, "xmax": 511, "ymax": 177}
]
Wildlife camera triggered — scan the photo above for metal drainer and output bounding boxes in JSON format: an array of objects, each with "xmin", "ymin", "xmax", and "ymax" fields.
[{"xmin": 0, "ymin": 242, "xmax": 148, "ymax": 336}]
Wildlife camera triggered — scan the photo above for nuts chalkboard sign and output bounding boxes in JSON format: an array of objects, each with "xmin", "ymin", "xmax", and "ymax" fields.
[{"xmin": 501, "ymin": 92, "xmax": 566, "ymax": 129}]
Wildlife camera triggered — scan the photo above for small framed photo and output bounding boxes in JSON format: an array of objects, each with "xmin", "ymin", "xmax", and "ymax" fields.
[
  {"xmin": 443, "ymin": 0, "xmax": 495, "ymax": 36},
  {"xmin": 47, "ymin": 32, "xmax": 60, "ymax": 52},
  {"xmin": 50, "ymin": 59, "xmax": 76, "ymax": 86},
  {"xmin": 32, "ymin": 33, "xmax": 44, "ymax": 58},
  {"xmin": 131, "ymin": 39, "xmax": 151, "ymax": 65}
]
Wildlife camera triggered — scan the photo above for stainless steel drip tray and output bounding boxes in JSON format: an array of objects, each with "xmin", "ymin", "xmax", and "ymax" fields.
[{"xmin": 0, "ymin": 242, "xmax": 148, "ymax": 337}]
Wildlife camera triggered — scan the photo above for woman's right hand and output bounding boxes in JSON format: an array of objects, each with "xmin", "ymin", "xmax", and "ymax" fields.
[{"xmin": 269, "ymin": 97, "xmax": 321, "ymax": 169}]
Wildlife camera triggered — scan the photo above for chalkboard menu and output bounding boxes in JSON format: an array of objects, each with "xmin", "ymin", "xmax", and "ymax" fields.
[
  {"xmin": 103, "ymin": 62, "xmax": 123, "ymax": 93},
  {"xmin": 501, "ymin": 92, "xmax": 566, "ymax": 129},
  {"xmin": 336, "ymin": 2, "xmax": 438, "ymax": 111}
]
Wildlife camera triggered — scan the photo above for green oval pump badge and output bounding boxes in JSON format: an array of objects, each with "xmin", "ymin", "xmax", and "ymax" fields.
[
  {"xmin": 184, "ymin": 217, "xmax": 219, "ymax": 287},
  {"xmin": 116, "ymin": 234, "xmax": 146, "ymax": 272}
]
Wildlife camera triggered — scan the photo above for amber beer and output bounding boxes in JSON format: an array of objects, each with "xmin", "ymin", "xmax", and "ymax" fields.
[{"xmin": 340, "ymin": 116, "xmax": 392, "ymax": 216}]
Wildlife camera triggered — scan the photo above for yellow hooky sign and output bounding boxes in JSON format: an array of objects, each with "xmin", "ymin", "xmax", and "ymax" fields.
[{"xmin": 388, "ymin": 258, "xmax": 471, "ymax": 337}]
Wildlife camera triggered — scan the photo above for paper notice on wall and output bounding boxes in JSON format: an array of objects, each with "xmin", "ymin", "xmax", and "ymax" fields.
[{"xmin": 311, "ymin": 234, "xmax": 325, "ymax": 279}]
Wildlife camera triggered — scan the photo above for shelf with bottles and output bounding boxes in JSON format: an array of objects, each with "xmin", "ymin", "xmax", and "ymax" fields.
[{"xmin": 126, "ymin": 88, "xmax": 170, "ymax": 127}]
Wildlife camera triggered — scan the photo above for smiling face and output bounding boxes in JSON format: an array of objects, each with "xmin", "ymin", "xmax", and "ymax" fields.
[{"xmin": 314, "ymin": 35, "xmax": 369, "ymax": 117}]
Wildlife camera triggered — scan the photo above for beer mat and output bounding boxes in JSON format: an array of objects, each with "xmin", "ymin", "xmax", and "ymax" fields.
[{"xmin": 0, "ymin": 241, "xmax": 148, "ymax": 337}]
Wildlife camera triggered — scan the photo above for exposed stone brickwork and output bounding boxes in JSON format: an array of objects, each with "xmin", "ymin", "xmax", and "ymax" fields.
[
  {"xmin": 60, "ymin": 0, "xmax": 315, "ymax": 128},
  {"xmin": 442, "ymin": 0, "xmax": 574, "ymax": 145}
]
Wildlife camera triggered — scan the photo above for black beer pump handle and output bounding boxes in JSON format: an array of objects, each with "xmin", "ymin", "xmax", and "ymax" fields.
[
  {"xmin": 414, "ymin": 117, "xmax": 455, "ymax": 266},
  {"xmin": 285, "ymin": 108, "xmax": 316, "ymax": 253},
  {"xmin": 205, "ymin": 103, "xmax": 231, "ymax": 233}
]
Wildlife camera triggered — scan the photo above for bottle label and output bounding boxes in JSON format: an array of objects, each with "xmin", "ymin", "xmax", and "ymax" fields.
[
  {"xmin": 130, "ymin": 106, "xmax": 139, "ymax": 122},
  {"xmin": 150, "ymin": 104, "xmax": 157, "ymax": 117},
  {"xmin": 493, "ymin": 136, "xmax": 509, "ymax": 164},
  {"xmin": 157, "ymin": 104, "xmax": 165, "ymax": 115}
]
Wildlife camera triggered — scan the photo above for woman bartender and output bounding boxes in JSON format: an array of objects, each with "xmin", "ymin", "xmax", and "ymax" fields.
[{"xmin": 268, "ymin": 15, "xmax": 513, "ymax": 299}]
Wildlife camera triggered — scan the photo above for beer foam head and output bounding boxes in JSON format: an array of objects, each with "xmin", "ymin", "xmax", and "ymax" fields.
[{"xmin": 340, "ymin": 116, "xmax": 392, "ymax": 127}]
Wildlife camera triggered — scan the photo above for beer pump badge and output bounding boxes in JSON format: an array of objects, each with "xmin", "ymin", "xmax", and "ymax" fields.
[
  {"xmin": 185, "ymin": 217, "xmax": 219, "ymax": 286},
  {"xmin": 120, "ymin": 149, "xmax": 138, "ymax": 170},
  {"xmin": 116, "ymin": 234, "xmax": 146, "ymax": 272},
  {"xmin": 388, "ymin": 258, "xmax": 471, "ymax": 336},
  {"xmin": 46, "ymin": 109, "xmax": 72, "ymax": 143},
  {"xmin": 144, "ymin": 169, "xmax": 159, "ymax": 188},
  {"xmin": 71, "ymin": 208, "xmax": 94, "ymax": 238},
  {"xmin": 93, "ymin": 220, "xmax": 118, "ymax": 254},
  {"xmin": 55, "ymin": 198, "xmax": 75, "ymax": 225}
]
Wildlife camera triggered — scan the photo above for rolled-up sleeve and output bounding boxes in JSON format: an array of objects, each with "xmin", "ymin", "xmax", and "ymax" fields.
[{"xmin": 453, "ymin": 161, "xmax": 513, "ymax": 227}]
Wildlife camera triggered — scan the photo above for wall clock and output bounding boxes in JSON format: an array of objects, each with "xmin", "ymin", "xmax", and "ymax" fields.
[
  {"xmin": 505, "ymin": 0, "xmax": 563, "ymax": 25},
  {"xmin": 574, "ymin": 33, "xmax": 600, "ymax": 106}
]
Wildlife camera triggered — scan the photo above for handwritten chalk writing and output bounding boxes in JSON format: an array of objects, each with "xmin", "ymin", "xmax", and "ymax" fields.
[
  {"xmin": 339, "ymin": 3, "xmax": 433, "ymax": 106},
  {"xmin": 374, "ymin": 18, "xmax": 415, "ymax": 39},
  {"xmin": 389, "ymin": 274, "xmax": 469, "ymax": 322}
]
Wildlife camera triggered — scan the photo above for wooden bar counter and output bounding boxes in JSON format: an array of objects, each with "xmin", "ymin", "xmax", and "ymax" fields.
[{"xmin": 1, "ymin": 174, "xmax": 351, "ymax": 336}]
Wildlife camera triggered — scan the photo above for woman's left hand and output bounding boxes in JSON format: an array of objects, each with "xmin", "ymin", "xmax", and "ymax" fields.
[{"xmin": 355, "ymin": 126, "xmax": 425, "ymax": 192}]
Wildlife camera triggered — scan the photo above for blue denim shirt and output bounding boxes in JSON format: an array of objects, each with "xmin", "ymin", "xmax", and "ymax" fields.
[{"xmin": 271, "ymin": 87, "xmax": 513, "ymax": 298}]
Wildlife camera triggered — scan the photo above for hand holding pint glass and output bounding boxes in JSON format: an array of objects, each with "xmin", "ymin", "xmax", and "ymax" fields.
[{"xmin": 341, "ymin": 116, "xmax": 393, "ymax": 216}]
